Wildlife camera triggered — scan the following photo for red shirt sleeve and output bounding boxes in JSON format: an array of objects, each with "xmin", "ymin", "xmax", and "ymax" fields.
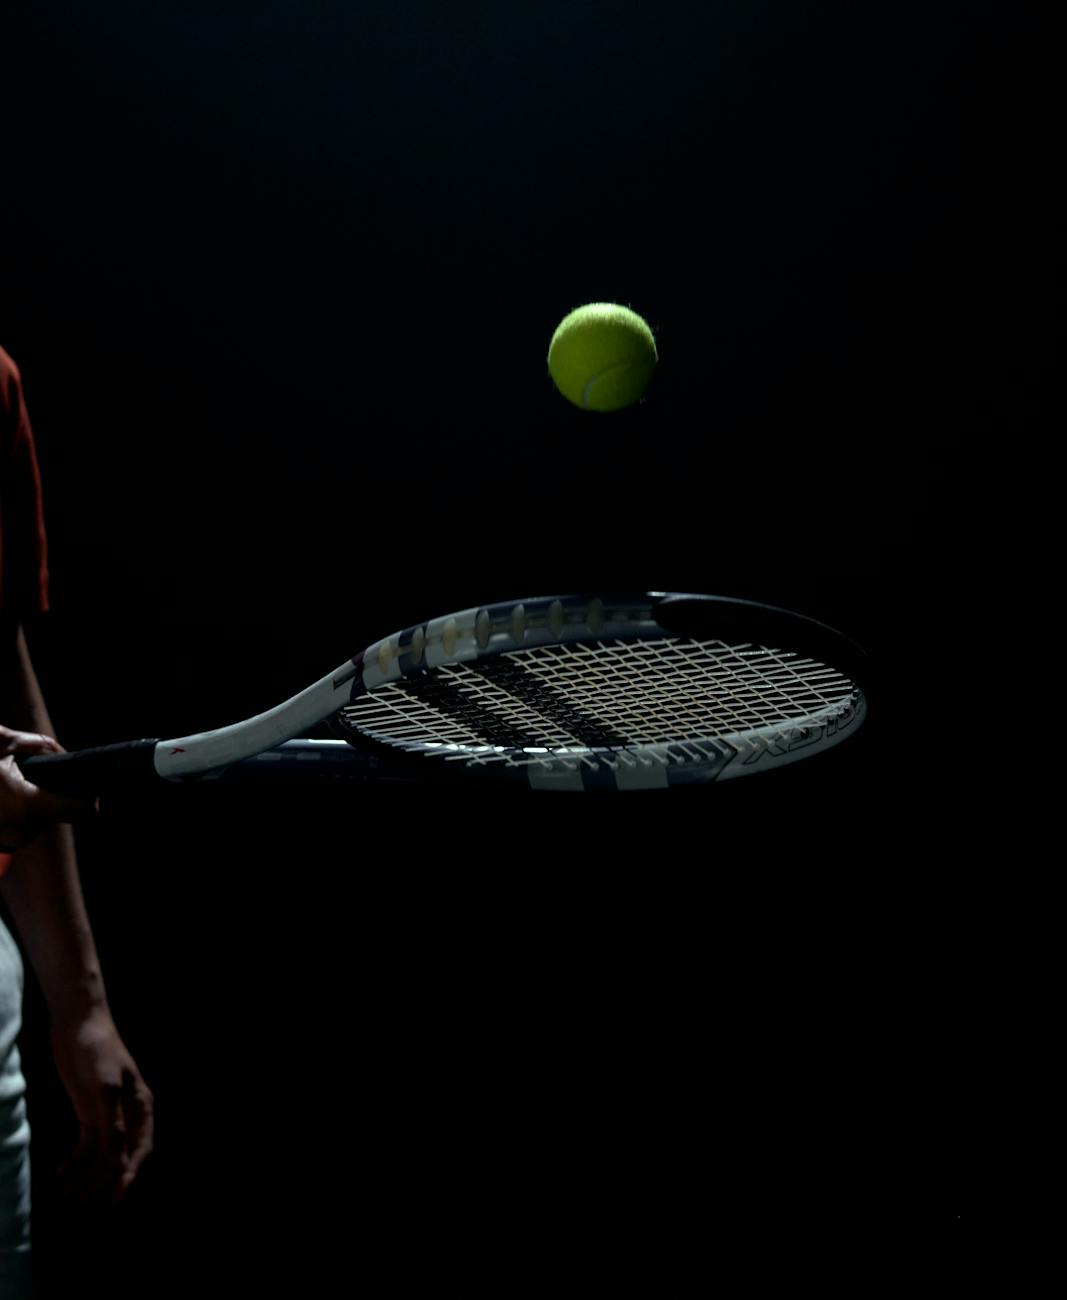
[{"xmin": 0, "ymin": 345, "xmax": 50, "ymax": 619}]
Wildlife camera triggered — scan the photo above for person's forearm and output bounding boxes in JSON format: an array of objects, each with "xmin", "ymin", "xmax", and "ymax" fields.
[{"xmin": 0, "ymin": 823, "xmax": 110, "ymax": 1023}]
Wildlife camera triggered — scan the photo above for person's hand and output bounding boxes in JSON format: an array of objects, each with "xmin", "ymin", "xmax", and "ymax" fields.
[
  {"xmin": 50, "ymin": 1006, "xmax": 154, "ymax": 1203},
  {"xmin": 0, "ymin": 725, "xmax": 96, "ymax": 853}
]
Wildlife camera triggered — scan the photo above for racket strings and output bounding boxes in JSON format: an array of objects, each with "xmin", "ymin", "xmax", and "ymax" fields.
[
  {"xmin": 525, "ymin": 639, "xmax": 849, "ymax": 740},
  {"xmin": 338, "ymin": 638, "xmax": 858, "ymax": 768}
]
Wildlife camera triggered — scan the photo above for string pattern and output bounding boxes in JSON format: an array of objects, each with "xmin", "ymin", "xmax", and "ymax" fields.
[{"xmin": 338, "ymin": 638, "xmax": 858, "ymax": 771}]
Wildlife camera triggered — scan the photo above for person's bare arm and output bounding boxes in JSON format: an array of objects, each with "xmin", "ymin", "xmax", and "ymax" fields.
[{"xmin": 0, "ymin": 625, "xmax": 153, "ymax": 1200}]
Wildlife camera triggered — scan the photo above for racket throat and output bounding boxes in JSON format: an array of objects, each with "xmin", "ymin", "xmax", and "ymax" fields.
[{"xmin": 154, "ymin": 662, "xmax": 357, "ymax": 781}]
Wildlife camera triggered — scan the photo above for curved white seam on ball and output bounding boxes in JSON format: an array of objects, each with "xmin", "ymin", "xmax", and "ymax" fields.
[{"xmin": 581, "ymin": 362, "xmax": 636, "ymax": 409}]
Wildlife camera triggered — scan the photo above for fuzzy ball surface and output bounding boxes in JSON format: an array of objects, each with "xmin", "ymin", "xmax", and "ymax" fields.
[{"xmin": 547, "ymin": 303, "xmax": 657, "ymax": 412}]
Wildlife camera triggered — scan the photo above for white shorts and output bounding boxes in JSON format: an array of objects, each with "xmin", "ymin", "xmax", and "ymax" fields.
[{"xmin": 0, "ymin": 916, "xmax": 31, "ymax": 1298}]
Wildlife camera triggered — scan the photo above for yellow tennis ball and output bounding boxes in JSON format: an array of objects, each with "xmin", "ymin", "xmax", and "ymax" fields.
[{"xmin": 547, "ymin": 303, "xmax": 657, "ymax": 412}]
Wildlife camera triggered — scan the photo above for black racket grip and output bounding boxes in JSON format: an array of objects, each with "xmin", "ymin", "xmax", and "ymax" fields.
[{"xmin": 19, "ymin": 740, "xmax": 160, "ymax": 796}]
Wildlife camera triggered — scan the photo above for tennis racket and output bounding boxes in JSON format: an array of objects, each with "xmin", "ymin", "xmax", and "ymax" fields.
[{"xmin": 18, "ymin": 592, "xmax": 868, "ymax": 795}]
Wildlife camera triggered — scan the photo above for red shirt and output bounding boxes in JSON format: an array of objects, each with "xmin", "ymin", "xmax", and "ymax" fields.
[{"xmin": 0, "ymin": 345, "xmax": 49, "ymax": 621}]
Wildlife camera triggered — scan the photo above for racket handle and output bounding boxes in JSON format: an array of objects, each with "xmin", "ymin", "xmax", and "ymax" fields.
[{"xmin": 19, "ymin": 740, "xmax": 160, "ymax": 796}]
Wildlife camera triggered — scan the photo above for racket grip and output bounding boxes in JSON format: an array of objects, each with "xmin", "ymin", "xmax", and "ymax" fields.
[{"xmin": 19, "ymin": 740, "xmax": 160, "ymax": 796}]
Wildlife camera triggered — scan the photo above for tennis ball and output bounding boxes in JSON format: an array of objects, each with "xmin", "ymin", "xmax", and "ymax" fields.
[{"xmin": 547, "ymin": 303, "xmax": 657, "ymax": 412}]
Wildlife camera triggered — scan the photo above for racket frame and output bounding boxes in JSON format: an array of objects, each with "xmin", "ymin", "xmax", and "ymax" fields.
[{"xmin": 20, "ymin": 592, "xmax": 868, "ymax": 794}]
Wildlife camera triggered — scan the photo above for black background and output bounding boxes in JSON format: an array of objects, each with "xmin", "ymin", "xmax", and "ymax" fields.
[{"xmin": 2, "ymin": 1, "xmax": 990, "ymax": 1287}]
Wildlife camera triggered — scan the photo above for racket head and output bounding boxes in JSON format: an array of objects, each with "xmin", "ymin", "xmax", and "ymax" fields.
[{"xmin": 333, "ymin": 592, "xmax": 868, "ymax": 792}]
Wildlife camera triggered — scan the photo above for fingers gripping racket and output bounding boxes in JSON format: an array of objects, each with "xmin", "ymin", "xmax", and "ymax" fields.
[{"xmin": 19, "ymin": 593, "xmax": 868, "ymax": 795}]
